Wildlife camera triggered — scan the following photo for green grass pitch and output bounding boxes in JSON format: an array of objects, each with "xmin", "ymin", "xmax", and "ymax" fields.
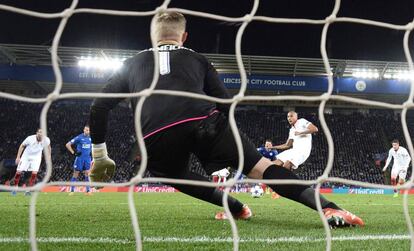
[{"xmin": 0, "ymin": 192, "xmax": 413, "ymax": 250}]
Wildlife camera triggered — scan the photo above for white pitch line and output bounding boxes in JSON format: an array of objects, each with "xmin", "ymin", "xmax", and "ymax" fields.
[{"xmin": 0, "ymin": 235, "xmax": 411, "ymax": 244}]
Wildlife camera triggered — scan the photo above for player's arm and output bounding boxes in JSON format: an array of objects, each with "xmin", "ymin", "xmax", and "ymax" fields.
[
  {"xmin": 273, "ymin": 139, "xmax": 293, "ymax": 150},
  {"xmin": 90, "ymin": 63, "xmax": 129, "ymax": 145},
  {"xmin": 45, "ymin": 144, "xmax": 52, "ymax": 163},
  {"xmin": 403, "ymin": 149, "xmax": 411, "ymax": 167},
  {"xmin": 382, "ymin": 149, "xmax": 393, "ymax": 172},
  {"xmin": 15, "ymin": 144, "xmax": 26, "ymax": 165},
  {"xmin": 203, "ymin": 60, "xmax": 231, "ymax": 114},
  {"xmin": 295, "ymin": 123, "xmax": 318, "ymax": 136},
  {"xmin": 66, "ymin": 137, "xmax": 81, "ymax": 156},
  {"xmin": 65, "ymin": 142, "xmax": 75, "ymax": 155},
  {"xmin": 89, "ymin": 62, "xmax": 129, "ymax": 183}
]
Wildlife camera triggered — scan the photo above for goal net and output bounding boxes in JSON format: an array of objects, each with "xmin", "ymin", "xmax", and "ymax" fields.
[{"xmin": 0, "ymin": 0, "xmax": 413, "ymax": 250}]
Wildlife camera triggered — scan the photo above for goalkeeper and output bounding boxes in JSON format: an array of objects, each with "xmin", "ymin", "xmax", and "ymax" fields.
[{"xmin": 89, "ymin": 11, "xmax": 364, "ymax": 228}]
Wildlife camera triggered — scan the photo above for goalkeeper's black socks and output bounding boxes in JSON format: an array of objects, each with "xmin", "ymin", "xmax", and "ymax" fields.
[
  {"xmin": 210, "ymin": 188, "xmax": 244, "ymax": 214},
  {"xmin": 262, "ymin": 165, "xmax": 341, "ymax": 211},
  {"xmin": 173, "ymin": 183, "xmax": 244, "ymax": 214}
]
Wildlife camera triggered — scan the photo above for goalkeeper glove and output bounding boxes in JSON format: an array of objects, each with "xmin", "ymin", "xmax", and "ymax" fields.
[
  {"xmin": 90, "ymin": 143, "xmax": 116, "ymax": 183},
  {"xmin": 74, "ymin": 151, "xmax": 82, "ymax": 157}
]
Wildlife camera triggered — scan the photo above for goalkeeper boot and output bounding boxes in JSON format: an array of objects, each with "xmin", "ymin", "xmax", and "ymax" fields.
[
  {"xmin": 323, "ymin": 208, "xmax": 364, "ymax": 228},
  {"xmin": 215, "ymin": 205, "xmax": 252, "ymax": 220}
]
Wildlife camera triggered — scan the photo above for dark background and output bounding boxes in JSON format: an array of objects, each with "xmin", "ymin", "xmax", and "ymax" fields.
[{"xmin": 0, "ymin": 0, "xmax": 413, "ymax": 61}]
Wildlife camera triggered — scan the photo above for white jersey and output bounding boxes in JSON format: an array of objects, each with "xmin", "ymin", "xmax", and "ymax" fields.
[
  {"xmin": 21, "ymin": 135, "xmax": 51, "ymax": 160},
  {"xmin": 211, "ymin": 168, "xmax": 230, "ymax": 178},
  {"xmin": 386, "ymin": 146, "xmax": 411, "ymax": 168},
  {"xmin": 288, "ymin": 118, "xmax": 313, "ymax": 156}
]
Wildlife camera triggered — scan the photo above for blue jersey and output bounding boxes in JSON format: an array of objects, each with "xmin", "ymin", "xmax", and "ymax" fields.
[
  {"xmin": 69, "ymin": 133, "xmax": 92, "ymax": 157},
  {"xmin": 257, "ymin": 147, "xmax": 278, "ymax": 161}
]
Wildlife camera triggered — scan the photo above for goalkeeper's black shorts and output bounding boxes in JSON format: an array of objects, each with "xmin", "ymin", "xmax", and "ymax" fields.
[{"xmin": 144, "ymin": 112, "xmax": 262, "ymax": 178}]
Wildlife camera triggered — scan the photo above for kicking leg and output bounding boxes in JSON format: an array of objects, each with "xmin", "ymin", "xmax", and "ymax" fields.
[{"xmin": 248, "ymin": 157, "xmax": 364, "ymax": 227}]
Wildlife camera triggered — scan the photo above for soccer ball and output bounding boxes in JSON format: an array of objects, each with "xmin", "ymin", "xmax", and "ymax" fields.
[{"xmin": 250, "ymin": 185, "xmax": 264, "ymax": 198}]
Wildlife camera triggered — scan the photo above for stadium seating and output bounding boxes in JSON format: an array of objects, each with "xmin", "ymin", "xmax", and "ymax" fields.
[{"xmin": 0, "ymin": 99, "xmax": 412, "ymax": 186}]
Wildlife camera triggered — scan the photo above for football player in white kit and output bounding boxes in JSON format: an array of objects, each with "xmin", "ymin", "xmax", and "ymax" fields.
[
  {"xmin": 382, "ymin": 139, "xmax": 411, "ymax": 197},
  {"xmin": 211, "ymin": 167, "xmax": 230, "ymax": 184},
  {"xmin": 12, "ymin": 128, "xmax": 51, "ymax": 195},
  {"xmin": 273, "ymin": 111, "xmax": 318, "ymax": 170}
]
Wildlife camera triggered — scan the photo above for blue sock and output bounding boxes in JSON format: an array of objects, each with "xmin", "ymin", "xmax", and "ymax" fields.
[
  {"xmin": 85, "ymin": 176, "xmax": 90, "ymax": 192},
  {"xmin": 70, "ymin": 177, "xmax": 77, "ymax": 192}
]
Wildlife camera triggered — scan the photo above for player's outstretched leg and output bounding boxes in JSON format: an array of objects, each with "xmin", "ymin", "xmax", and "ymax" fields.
[
  {"xmin": 259, "ymin": 164, "xmax": 364, "ymax": 228},
  {"xmin": 322, "ymin": 208, "xmax": 364, "ymax": 228},
  {"xmin": 170, "ymin": 171, "xmax": 251, "ymax": 220}
]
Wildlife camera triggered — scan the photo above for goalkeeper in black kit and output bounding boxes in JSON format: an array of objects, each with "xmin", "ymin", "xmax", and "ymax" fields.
[{"xmin": 88, "ymin": 11, "xmax": 364, "ymax": 228}]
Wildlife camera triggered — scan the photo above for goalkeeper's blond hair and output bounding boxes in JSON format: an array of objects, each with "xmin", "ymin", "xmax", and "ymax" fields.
[{"xmin": 151, "ymin": 11, "xmax": 187, "ymax": 44}]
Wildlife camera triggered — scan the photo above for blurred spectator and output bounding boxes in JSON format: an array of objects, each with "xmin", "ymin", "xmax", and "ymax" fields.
[{"xmin": 1, "ymin": 99, "xmax": 412, "ymax": 186}]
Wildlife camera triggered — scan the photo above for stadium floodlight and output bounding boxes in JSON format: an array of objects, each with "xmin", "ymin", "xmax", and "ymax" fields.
[
  {"xmin": 77, "ymin": 56, "xmax": 124, "ymax": 71},
  {"xmin": 382, "ymin": 70, "xmax": 414, "ymax": 80},
  {"xmin": 352, "ymin": 68, "xmax": 380, "ymax": 79}
]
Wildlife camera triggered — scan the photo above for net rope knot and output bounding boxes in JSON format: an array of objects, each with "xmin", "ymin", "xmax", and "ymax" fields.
[
  {"xmin": 130, "ymin": 175, "xmax": 143, "ymax": 184},
  {"xmin": 233, "ymin": 93, "xmax": 244, "ymax": 102},
  {"xmin": 316, "ymin": 175, "xmax": 329, "ymax": 184},
  {"xmin": 140, "ymin": 88, "xmax": 153, "ymax": 97},
  {"xmin": 325, "ymin": 14, "xmax": 337, "ymax": 24},
  {"xmin": 61, "ymin": 8, "xmax": 74, "ymax": 18},
  {"xmin": 47, "ymin": 92, "xmax": 59, "ymax": 101},
  {"xmin": 243, "ymin": 14, "xmax": 253, "ymax": 22},
  {"xmin": 406, "ymin": 19, "xmax": 414, "ymax": 30}
]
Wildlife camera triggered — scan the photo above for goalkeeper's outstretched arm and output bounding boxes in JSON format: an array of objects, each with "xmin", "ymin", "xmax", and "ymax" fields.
[{"xmin": 89, "ymin": 66, "xmax": 129, "ymax": 183}]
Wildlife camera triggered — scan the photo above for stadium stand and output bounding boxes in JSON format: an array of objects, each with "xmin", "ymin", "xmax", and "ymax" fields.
[{"xmin": 0, "ymin": 99, "xmax": 412, "ymax": 186}]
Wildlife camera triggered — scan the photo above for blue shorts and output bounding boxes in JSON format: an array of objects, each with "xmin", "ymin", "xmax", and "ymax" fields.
[{"xmin": 73, "ymin": 157, "xmax": 91, "ymax": 172}]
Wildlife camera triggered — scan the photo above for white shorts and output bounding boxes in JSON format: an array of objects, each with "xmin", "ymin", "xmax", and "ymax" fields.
[
  {"xmin": 391, "ymin": 166, "xmax": 408, "ymax": 181},
  {"xmin": 276, "ymin": 149, "xmax": 310, "ymax": 169},
  {"xmin": 16, "ymin": 157, "xmax": 41, "ymax": 172}
]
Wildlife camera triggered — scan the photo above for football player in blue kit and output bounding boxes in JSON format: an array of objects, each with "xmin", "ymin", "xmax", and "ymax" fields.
[
  {"xmin": 66, "ymin": 125, "xmax": 92, "ymax": 195},
  {"xmin": 257, "ymin": 139, "xmax": 278, "ymax": 161}
]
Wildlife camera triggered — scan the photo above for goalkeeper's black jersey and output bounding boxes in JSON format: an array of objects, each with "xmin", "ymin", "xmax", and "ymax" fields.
[{"xmin": 90, "ymin": 45, "xmax": 230, "ymax": 142}]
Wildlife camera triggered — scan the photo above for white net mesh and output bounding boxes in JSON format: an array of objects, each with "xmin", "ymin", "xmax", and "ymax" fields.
[{"xmin": 0, "ymin": 0, "xmax": 414, "ymax": 250}]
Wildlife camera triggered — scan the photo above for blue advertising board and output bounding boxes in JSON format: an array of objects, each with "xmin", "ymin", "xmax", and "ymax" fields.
[
  {"xmin": 219, "ymin": 73, "xmax": 412, "ymax": 94},
  {"xmin": 0, "ymin": 64, "xmax": 412, "ymax": 95}
]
